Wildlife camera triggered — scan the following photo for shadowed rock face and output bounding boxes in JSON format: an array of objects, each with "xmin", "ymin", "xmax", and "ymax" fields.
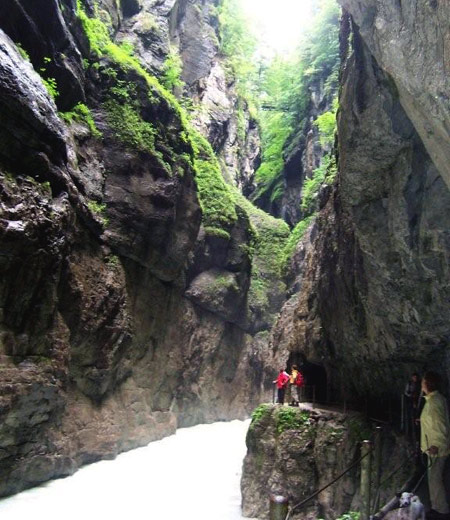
[
  {"xmin": 0, "ymin": 0, "xmax": 85, "ymax": 110},
  {"xmin": 0, "ymin": 32, "xmax": 68, "ymax": 170},
  {"xmin": 338, "ymin": 0, "xmax": 450, "ymax": 189},
  {"xmin": 0, "ymin": 0, "xmax": 277, "ymax": 497},
  {"xmin": 0, "ymin": 26, "xmax": 192, "ymax": 494},
  {"xmin": 270, "ymin": 14, "xmax": 450, "ymax": 407}
]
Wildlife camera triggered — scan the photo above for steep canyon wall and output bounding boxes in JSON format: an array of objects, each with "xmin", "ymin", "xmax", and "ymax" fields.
[
  {"xmin": 0, "ymin": 0, "xmax": 284, "ymax": 496},
  {"xmin": 271, "ymin": 3, "xmax": 450, "ymax": 408}
]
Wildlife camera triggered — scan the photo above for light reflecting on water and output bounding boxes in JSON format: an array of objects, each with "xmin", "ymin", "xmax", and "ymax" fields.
[{"xmin": 0, "ymin": 419, "xmax": 254, "ymax": 520}]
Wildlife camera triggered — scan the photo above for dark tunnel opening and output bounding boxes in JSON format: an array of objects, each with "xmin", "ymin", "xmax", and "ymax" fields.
[{"xmin": 287, "ymin": 353, "xmax": 328, "ymax": 404}]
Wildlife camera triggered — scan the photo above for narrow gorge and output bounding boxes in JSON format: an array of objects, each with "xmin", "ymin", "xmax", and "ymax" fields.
[{"xmin": 0, "ymin": 0, "xmax": 449, "ymax": 518}]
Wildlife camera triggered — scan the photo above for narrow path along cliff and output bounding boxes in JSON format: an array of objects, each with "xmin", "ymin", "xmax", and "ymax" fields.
[{"xmin": 0, "ymin": 420, "xmax": 253, "ymax": 520}]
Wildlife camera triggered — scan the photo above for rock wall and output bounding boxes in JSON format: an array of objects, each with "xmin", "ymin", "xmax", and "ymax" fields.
[
  {"xmin": 270, "ymin": 8, "xmax": 450, "ymax": 406},
  {"xmin": 242, "ymin": 5, "xmax": 450, "ymax": 517},
  {"xmin": 241, "ymin": 405, "xmax": 412, "ymax": 520},
  {"xmin": 338, "ymin": 0, "xmax": 450, "ymax": 190},
  {"xmin": 0, "ymin": 0, "xmax": 279, "ymax": 497}
]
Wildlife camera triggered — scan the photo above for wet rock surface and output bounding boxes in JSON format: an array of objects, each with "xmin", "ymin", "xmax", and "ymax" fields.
[
  {"xmin": 241, "ymin": 405, "xmax": 412, "ymax": 520},
  {"xmin": 338, "ymin": 0, "xmax": 450, "ymax": 189},
  {"xmin": 0, "ymin": 0, "xmax": 276, "ymax": 496},
  {"xmin": 269, "ymin": 14, "xmax": 450, "ymax": 406}
]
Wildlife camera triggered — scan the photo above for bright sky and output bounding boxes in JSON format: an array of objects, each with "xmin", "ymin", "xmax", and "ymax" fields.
[{"xmin": 239, "ymin": 0, "xmax": 315, "ymax": 57}]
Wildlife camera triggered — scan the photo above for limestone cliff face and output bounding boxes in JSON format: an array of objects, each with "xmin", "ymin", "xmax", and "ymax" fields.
[
  {"xmin": 170, "ymin": 0, "xmax": 260, "ymax": 195},
  {"xmin": 270, "ymin": 9, "xmax": 450, "ymax": 406},
  {"xmin": 0, "ymin": 0, "xmax": 273, "ymax": 497},
  {"xmin": 338, "ymin": 0, "xmax": 450, "ymax": 190}
]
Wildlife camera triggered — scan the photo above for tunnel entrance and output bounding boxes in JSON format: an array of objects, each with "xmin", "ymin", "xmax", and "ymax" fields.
[{"xmin": 287, "ymin": 353, "xmax": 328, "ymax": 404}]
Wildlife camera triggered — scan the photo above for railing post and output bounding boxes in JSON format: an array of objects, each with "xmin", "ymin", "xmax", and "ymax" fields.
[
  {"xmin": 270, "ymin": 494, "xmax": 289, "ymax": 520},
  {"xmin": 373, "ymin": 426, "xmax": 382, "ymax": 512},
  {"xmin": 360, "ymin": 440, "xmax": 372, "ymax": 520},
  {"xmin": 312, "ymin": 385, "xmax": 316, "ymax": 409}
]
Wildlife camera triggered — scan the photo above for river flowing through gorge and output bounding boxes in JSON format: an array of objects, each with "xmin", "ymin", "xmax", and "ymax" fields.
[{"xmin": 0, "ymin": 420, "xmax": 253, "ymax": 520}]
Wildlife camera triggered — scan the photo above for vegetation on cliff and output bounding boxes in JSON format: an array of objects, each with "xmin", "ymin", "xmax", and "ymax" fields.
[
  {"xmin": 60, "ymin": 102, "xmax": 102, "ymax": 138},
  {"xmin": 73, "ymin": 0, "xmax": 245, "ymax": 240},
  {"xmin": 217, "ymin": 0, "xmax": 257, "ymax": 96},
  {"xmin": 191, "ymin": 131, "xmax": 238, "ymax": 238},
  {"xmin": 253, "ymin": 0, "xmax": 340, "ymax": 211},
  {"xmin": 73, "ymin": 0, "xmax": 295, "ymax": 331},
  {"xmin": 215, "ymin": 0, "xmax": 340, "ymax": 268}
]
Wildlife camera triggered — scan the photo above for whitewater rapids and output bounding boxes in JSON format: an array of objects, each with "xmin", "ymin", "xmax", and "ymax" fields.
[{"xmin": 0, "ymin": 419, "xmax": 255, "ymax": 520}]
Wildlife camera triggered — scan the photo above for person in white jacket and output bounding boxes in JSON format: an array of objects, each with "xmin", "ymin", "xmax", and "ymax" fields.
[{"xmin": 420, "ymin": 371, "xmax": 450, "ymax": 520}]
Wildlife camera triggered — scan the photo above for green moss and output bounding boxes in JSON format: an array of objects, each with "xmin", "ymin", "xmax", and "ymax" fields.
[
  {"xmin": 254, "ymin": 110, "xmax": 293, "ymax": 201},
  {"xmin": 37, "ymin": 56, "xmax": 59, "ymax": 99},
  {"xmin": 15, "ymin": 42, "xmax": 30, "ymax": 61},
  {"xmin": 87, "ymin": 200, "xmax": 106, "ymax": 213},
  {"xmin": 193, "ymin": 159, "xmax": 237, "ymax": 236},
  {"xmin": 301, "ymin": 153, "xmax": 337, "ymax": 217},
  {"xmin": 42, "ymin": 77, "xmax": 59, "ymax": 99},
  {"xmin": 189, "ymin": 130, "xmax": 238, "ymax": 236},
  {"xmin": 275, "ymin": 407, "xmax": 311, "ymax": 434},
  {"xmin": 118, "ymin": 40, "xmax": 135, "ymax": 57},
  {"xmin": 77, "ymin": 1, "xmax": 111, "ymax": 55},
  {"xmin": 105, "ymin": 254, "xmax": 120, "ymax": 267},
  {"xmin": 41, "ymin": 181, "xmax": 52, "ymax": 194},
  {"xmin": 87, "ymin": 200, "xmax": 109, "ymax": 225},
  {"xmin": 76, "ymin": 0, "xmax": 244, "ymax": 238},
  {"xmin": 104, "ymin": 99, "xmax": 156, "ymax": 154},
  {"xmin": 60, "ymin": 102, "xmax": 102, "ymax": 138},
  {"xmin": 314, "ymin": 97, "xmax": 338, "ymax": 148},
  {"xmin": 236, "ymin": 194, "xmax": 289, "ymax": 275},
  {"xmin": 162, "ymin": 45, "xmax": 184, "ymax": 91},
  {"xmin": 78, "ymin": 4, "xmax": 189, "ymax": 126},
  {"xmin": 204, "ymin": 227, "xmax": 232, "ymax": 239},
  {"xmin": 235, "ymin": 193, "xmax": 289, "ymax": 311},
  {"xmin": 250, "ymin": 404, "xmax": 272, "ymax": 429},
  {"xmin": 282, "ymin": 215, "xmax": 316, "ymax": 269}
]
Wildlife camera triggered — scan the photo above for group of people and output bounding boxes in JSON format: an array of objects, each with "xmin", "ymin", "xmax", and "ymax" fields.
[
  {"xmin": 404, "ymin": 371, "xmax": 450, "ymax": 520},
  {"xmin": 273, "ymin": 368, "xmax": 449, "ymax": 518},
  {"xmin": 274, "ymin": 365, "xmax": 305, "ymax": 406}
]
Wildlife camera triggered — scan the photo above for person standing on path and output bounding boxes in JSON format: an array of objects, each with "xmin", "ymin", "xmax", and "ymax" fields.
[
  {"xmin": 419, "ymin": 371, "xmax": 450, "ymax": 520},
  {"xmin": 274, "ymin": 368, "xmax": 289, "ymax": 405},
  {"xmin": 288, "ymin": 365, "xmax": 304, "ymax": 406}
]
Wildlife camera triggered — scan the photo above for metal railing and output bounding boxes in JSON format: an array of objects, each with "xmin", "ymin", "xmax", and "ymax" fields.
[{"xmin": 269, "ymin": 424, "xmax": 421, "ymax": 520}]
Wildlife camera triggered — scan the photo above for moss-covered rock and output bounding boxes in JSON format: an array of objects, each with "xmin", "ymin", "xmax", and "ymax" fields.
[
  {"xmin": 236, "ymin": 195, "xmax": 290, "ymax": 332},
  {"xmin": 242, "ymin": 404, "xmax": 413, "ymax": 520},
  {"xmin": 185, "ymin": 267, "xmax": 247, "ymax": 324}
]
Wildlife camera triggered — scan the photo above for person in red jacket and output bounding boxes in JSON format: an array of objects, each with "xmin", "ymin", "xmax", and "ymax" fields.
[{"xmin": 274, "ymin": 368, "xmax": 290, "ymax": 404}]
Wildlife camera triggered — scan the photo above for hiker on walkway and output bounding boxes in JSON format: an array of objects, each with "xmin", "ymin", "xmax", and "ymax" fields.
[
  {"xmin": 274, "ymin": 368, "xmax": 289, "ymax": 405},
  {"xmin": 288, "ymin": 364, "xmax": 305, "ymax": 406},
  {"xmin": 419, "ymin": 371, "xmax": 450, "ymax": 520}
]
